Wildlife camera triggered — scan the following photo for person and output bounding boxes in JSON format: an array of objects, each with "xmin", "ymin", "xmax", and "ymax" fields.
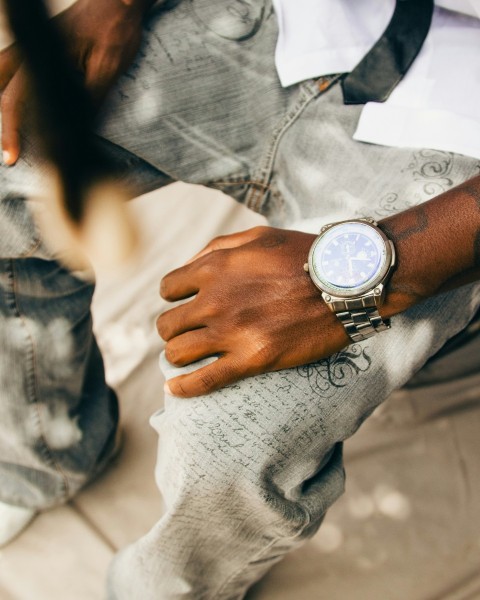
[{"xmin": 0, "ymin": 0, "xmax": 479, "ymax": 598}]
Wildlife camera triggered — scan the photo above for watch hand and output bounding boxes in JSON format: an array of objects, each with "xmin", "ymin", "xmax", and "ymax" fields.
[{"xmin": 347, "ymin": 257, "xmax": 354, "ymax": 276}]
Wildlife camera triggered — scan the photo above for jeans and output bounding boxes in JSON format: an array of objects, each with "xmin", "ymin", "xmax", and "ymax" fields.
[{"xmin": 1, "ymin": 1, "xmax": 479, "ymax": 598}]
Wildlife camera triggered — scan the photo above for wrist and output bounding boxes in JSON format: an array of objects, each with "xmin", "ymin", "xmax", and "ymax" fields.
[
  {"xmin": 379, "ymin": 176, "xmax": 480, "ymax": 319},
  {"xmin": 376, "ymin": 220, "xmax": 426, "ymax": 320}
]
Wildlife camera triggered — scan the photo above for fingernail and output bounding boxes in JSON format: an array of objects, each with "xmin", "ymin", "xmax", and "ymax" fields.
[
  {"xmin": 163, "ymin": 382, "xmax": 172, "ymax": 395},
  {"xmin": 3, "ymin": 150, "xmax": 12, "ymax": 165}
]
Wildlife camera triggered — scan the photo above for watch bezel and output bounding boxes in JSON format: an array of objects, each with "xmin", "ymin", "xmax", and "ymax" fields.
[{"xmin": 307, "ymin": 219, "xmax": 395, "ymax": 299}]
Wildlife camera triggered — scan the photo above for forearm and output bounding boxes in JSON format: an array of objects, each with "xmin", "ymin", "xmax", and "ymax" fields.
[{"xmin": 380, "ymin": 175, "xmax": 480, "ymax": 318}]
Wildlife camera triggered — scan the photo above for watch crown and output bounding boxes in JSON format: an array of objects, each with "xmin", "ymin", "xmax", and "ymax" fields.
[{"xmin": 303, "ymin": 263, "xmax": 309, "ymax": 272}]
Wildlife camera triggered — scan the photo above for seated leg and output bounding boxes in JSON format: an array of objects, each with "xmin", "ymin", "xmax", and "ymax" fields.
[{"xmin": 108, "ymin": 281, "xmax": 480, "ymax": 599}]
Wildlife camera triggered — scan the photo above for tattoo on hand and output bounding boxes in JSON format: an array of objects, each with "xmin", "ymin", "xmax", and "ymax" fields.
[{"xmin": 463, "ymin": 184, "xmax": 480, "ymax": 210}]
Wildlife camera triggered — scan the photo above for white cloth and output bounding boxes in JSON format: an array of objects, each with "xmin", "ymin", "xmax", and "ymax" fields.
[{"xmin": 273, "ymin": 0, "xmax": 480, "ymax": 159}]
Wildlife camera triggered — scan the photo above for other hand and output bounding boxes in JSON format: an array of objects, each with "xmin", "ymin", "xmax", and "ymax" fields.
[
  {"xmin": 0, "ymin": 0, "xmax": 149, "ymax": 165},
  {"xmin": 157, "ymin": 226, "xmax": 351, "ymax": 397}
]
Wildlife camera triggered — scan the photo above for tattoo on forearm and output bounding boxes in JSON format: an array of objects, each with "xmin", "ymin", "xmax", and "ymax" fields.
[
  {"xmin": 381, "ymin": 206, "xmax": 428, "ymax": 242},
  {"xmin": 463, "ymin": 183, "xmax": 480, "ymax": 210}
]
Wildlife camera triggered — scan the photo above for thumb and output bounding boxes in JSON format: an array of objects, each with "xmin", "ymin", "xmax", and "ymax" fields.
[{"xmin": 164, "ymin": 355, "xmax": 242, "ymax": 397}]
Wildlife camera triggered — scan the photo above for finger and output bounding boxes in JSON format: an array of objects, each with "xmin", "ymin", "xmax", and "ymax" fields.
[
  {"xmin": 0, "ymin": 44, "xmax": 20, "ymax": 90},
  {"xmin": 164, "ymin": 355, "xmax": 242, "ymax": 398},
  {"xmin": 186, "ymin": 226, "xmax": 266, "ymax": 264},
  {"xmin": 164, "ymin": 329, "xmax": 220, "ymax": 367},
  {"xmin": 160, "ymin": 264, "xmax": 201, "ymax": 302},
  {"xmin": 1, "ymin": 67, "xmax": 26, "ymax": 165},
  {"xmin": 156, "ymin": 298, "xmax": 207, "ymax": 341}
]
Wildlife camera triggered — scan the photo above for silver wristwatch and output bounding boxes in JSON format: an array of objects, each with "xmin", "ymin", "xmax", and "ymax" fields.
[{"xmin": 304, "ymin": 218, "xmax": 396, "ymax": 342}]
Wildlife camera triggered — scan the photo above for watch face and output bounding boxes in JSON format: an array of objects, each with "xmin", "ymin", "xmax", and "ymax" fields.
[{"xmin": 309, "ymin": 221, "xmax": 390, "ymax": 296}]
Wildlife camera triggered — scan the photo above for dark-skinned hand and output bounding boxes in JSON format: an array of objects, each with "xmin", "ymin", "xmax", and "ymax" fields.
[
  {"xmin": 157, "ymin": 226, "xmax": 351, "ymax": 398},
  {"xmin": 0, "ymin": 0, "xmax": 152, "ymax": 165}
]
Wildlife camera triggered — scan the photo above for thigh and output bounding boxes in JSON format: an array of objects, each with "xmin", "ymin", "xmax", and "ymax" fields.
[
  {"xmin": 111, "ymin": 281, "xmax": 480, "ymax": 599},
  {"xmin": 156, "ymin": 281, "xmax": 480, "ymax": 525}
]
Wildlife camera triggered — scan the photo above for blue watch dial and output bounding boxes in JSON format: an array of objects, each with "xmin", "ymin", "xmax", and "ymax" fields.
[{"xmin": 312, "ymin": 222, "xmax": 387, "ymax": 291}]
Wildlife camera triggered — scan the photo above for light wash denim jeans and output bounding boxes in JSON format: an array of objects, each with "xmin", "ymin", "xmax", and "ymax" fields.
[{"xmin": 1, "ymin": 1, "xmax": 479, "ymax": 598}]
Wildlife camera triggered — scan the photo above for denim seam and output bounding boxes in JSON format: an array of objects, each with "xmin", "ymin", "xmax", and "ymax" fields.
[
  {"xmin": 245, "ymin": 75, "xmax": 343, "ymax": 214},
  {"xmin": 10, "ymin": 260, "xmax": 70, "ymax": 502},
  {"xmin": 206, "ymin": 177, "xmax": 273, "ymax": 203}
]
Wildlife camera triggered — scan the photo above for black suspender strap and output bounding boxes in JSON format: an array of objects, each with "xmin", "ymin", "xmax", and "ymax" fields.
[{"xmin": 341, "ymin": 0, "xmax": 434, "ymax": 105}]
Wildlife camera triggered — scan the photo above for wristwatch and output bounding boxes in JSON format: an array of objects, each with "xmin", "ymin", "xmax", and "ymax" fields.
[{"xmin": 304, "ymin": 218, "xmax": 396, "ymax": 342}]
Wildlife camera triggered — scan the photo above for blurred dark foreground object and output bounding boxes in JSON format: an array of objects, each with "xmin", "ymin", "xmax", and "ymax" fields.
[{"xmin": 2, "ymin": 0, "xmax": 138, "ymax": 272}]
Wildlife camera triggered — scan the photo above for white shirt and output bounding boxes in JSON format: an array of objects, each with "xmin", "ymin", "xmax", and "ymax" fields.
[{"xmin": 272, "ymin": 0, "xmax": 480, "ymax": 159}]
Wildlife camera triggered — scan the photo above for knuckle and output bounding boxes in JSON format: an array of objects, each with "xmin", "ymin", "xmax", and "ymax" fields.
[
  {"xmin": 199, "ymin": 370, "xmax": 217, "ymax": 393},
  {"xmin": 202, "ymin": 298, "xmax": 220, "ymax": 320},
  {"xmin": 156, "ymin": 313, "xmax": 170, "ymax": 340},
  {"xmin": 198, "ymin": 258, "xmax": 217, "ymax": 279},
  {"xmin": 176, "ymin": 380, "xmax": 189, "ymax": 397},
  {"xmin": 165, "ymin": 342, "xmax": 180, "ymax": 365}
]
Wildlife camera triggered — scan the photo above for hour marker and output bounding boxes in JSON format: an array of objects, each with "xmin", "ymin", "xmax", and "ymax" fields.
[
  {"xmin": 325, "ymin": 249, "xmax": 332, "ymax": 254},
  {"xmin": 366, "ymin": 241, "xmax": 372, "ymax": 246},
  {"xmin": 332, "ymin": 240, "xmax": 339, "ymax": 246},
  {"xmin": 360, "ymin": 271, "xmax": 366, "ymax": 278},
  {"xmin": 368, "ymin": 262, "xmax": 374, "ymax": 267}
]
